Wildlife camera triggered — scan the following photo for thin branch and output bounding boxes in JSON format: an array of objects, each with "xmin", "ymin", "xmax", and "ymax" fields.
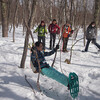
[{"xmin": 69, "ymin": 37, "xmax": 84, "ymax": 62}]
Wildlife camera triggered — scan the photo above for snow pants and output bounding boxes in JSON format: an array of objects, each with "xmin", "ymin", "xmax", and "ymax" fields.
[
  {"xmin": 62, "ymin": 37, "xmax": 69, "ymax": 51},
  {"xmin": 50, "ymin": 33, "xmax": 56, "ymax": 49},
  {"xmin": 41, "ymin": 67, "xmax": 69, "ymax": 86},
  {"xmin": 85, "ymin": 39, "xmax": 100, "ymax": 51}
]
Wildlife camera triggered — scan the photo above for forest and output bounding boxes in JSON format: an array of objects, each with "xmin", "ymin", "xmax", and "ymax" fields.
[{"xmin": 0, "ymin": 0, "xmax": 100, "ymax": 100}]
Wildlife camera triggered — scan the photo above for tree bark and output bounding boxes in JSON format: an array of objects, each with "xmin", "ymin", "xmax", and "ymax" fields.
[
  {"xmin": 94, "ymin": 0, "xmax": 100, "ymax": 28},
  {"xmin": 1, "ymin": 0, "xmax": 8, "ymax": 37},
  {"xmin": 93, "ymin": 0, "xmax": 100, "ymax": 38},
  {"xmin": 70, "ymin": 0, "xmax": 73, "ymax": 28},
  {"xmin": 64, "ymin": 0, "xmax": 68, "ymax": 22},
  {"xmin": 13, "ymin": 0, "xmax": 19, "ymax": 42}
]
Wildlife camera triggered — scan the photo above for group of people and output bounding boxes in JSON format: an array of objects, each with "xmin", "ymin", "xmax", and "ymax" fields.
[
  {"xmin": 34, "ymin": 20, "xmax": 100, "ymax": 52},
  {"xmin": 33, "ymin": 19, "xmax": 73, "ymax": 52},
  {"xmin": 31, "ymin": 20, "xmax": 100, "ymax": 92},
  {"xmin": 31, "ymin": 19, "xmax": 74, "ymax": 91}
]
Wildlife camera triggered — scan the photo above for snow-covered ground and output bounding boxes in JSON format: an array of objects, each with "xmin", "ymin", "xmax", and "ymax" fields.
[{"xmin": 0, "ymin": 26, "xmax": 100, "ymax": 100}]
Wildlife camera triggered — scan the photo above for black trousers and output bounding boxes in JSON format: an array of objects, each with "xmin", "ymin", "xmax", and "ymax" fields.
[
  {"xmin": 85, "ymin": 39, "xmax": 100, "ymax": 51},
  {"xmin": 38, "ymin": 36, "xmax": 45, "ymax": 50},
  {"xmin": 50, "ymin": 33, "xmax": 56, "ymax": 49},
  {"xmin": 63, "ymin": 37, "xmax": 69, "ymax": 51}
]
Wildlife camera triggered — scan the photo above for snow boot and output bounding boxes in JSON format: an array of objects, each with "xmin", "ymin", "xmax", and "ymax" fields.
[{"xmin": 68, "ymin": 72, "xmax": 79, "ymax": 99}]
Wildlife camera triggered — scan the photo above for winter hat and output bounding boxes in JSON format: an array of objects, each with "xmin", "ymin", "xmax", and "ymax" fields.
[
  {"xmin": 53, "ymin": 19, "xmax": 56, "ymax": 22},
  {"xmin": 41, "ymin": 20, "xmax": 45, "ymax": 24},
  {"xmin": 88, "ymin": 21, "xmax": 96, "ymax": 28}
]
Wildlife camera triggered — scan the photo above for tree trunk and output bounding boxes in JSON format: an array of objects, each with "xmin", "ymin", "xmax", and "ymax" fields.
[
  {"xmin": 64, "ymin": 0, "xmax": 68, "ymax": 22},
  {"xmin": 83, "ymin": 0, "xmax": 87, "ymax": 46},
  {"xmin": 20, "ymin": 0, "xmax": 37, "ymax": 68},
  {"xmin": 13, "ymin": 0, "xmax": 19, "ymax": 42},
  {"xmin": 94, "ymin": 0, "xmax": 100, "ymax": 35},
  {"xmin": 1, "ymin": 0, "xmax": 8, "ymax": 37},
  {"xmin": 50, "ymin": 0, "xmax": 53, "ymax": 21},
  {"xmin": 94, "ymin": 0, "xmax": 100, "ymax": 26},
  {"xmin": 70, "ymin": 0, "xmax": 73, "ymax": 28}
]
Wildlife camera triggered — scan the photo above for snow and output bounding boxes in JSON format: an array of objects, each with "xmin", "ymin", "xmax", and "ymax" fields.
[{"xmin": 0, "ymin": 26, "xmax": 100, "ymax": 100}]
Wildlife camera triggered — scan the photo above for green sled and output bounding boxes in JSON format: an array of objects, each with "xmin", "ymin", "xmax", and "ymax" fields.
[{"xmin": 69, "ymin": 72, "xmax": 79, "ymax": 99}]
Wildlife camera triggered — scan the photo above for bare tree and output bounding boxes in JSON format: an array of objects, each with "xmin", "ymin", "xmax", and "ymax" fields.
[
  {"xmin": 0, "ymin": 0, "xmax": 98, "ymax": 39},
  {"xmin": 20, "ymin": 0, "xmax": 37, "ymax": 68}
]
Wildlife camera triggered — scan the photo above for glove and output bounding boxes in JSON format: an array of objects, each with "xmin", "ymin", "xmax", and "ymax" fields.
[
  {"xmin": 71, "ymin": 30, "xmax": 74, "ymax": 34},
  {"xmin": 56, "ymin": 44, "xmax": 59, "ymax": 50},
  {"xmin": 54, "ymin": 44, "xmax": 59, "ymax": 52},
  {"xmin": 68, "ymin": 34, "xmax": 70, "ymax": 37},
  {"xmin": 49, "ymin": 30, "xmax": 51, "ymax": 33},
  {"xmin": 56, "ymin": 30, "xmax": 60, "ymax": 34},
  {"xmin": 33, "ymin": 31, "xmax": 35, "ymax": 33},
  {"xmin": 31, "ymin": 45, "xmax": 36, "ymax": 52}
]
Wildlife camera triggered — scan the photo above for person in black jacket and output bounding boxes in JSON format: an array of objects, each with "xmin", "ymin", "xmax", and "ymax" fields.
[{"xmin": 83, "ymin": 22, "xmax": 100, "ymax": 52}]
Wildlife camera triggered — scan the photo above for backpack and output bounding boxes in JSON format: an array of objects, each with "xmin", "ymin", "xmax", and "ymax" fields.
[{"xmin": 38, "ymin": 25, "xmax": 45, "ymax": 34}]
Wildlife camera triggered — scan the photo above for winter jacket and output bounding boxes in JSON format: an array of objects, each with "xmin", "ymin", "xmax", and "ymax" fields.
[
  {"xmin": 62, "ymin": 24, "xmax": 71, "ymax": 38},
  {"xmin": 31, "ymin": 49, "xmax": 56, "ymax": 72},
  {"xmin": 86, "ymin": 27, "xmax": 97, "ymax": 40},
  {"xmin": 34, "ymin": 25, "xmax": 47, "ymax": 37},
  {"xmin": 48, "ymin": 23, "xmax": 60, "ymax": 34}
]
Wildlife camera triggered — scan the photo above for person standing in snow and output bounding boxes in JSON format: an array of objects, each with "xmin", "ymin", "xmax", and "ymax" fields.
[
  {"xmin": 33, "ymin": 21, "xmax": 47, "ymax": 50},
  {"xmin": 31, "ymin": 41, "xmax": 69, "ymax": 87},
  {"xmin": 62, "ymin": 21, "xmax": 73, "ymax": 52},
  {"xmin": 83, "ymin": 21, "xmax": 100, "ymax": 52},
  {"xmin": 48, "ymin": 19, "xmax": 60, "ymax": 50}
]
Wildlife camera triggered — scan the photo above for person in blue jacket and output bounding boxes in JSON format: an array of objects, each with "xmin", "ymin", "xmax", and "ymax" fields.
[{"xmin": 31, "ymin": 41, "xmax": 69, "ymax": 87}]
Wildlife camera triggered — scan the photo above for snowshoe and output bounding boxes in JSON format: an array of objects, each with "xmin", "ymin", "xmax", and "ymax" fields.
[{"xmin": 68, "ymin": 72, "xmax": 79, "ymax": 99}]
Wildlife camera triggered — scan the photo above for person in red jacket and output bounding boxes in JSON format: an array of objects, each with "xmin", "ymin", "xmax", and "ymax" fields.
[
  {"xmin": 62, "ymin": 21, "xmax": 72, "ymax": 52},
  {"xmin": 48, "ymin": 19, "xmax": 60, "ymax": 50}
]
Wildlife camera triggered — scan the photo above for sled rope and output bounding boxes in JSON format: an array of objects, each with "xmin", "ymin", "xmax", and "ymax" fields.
[
  {"xmin": 60, "ymin": 40, "xmax": 64, "ymax": 74},
  {"xmin": 51, "ymin": 34, "xmax": 62, "ymax": 67}
]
